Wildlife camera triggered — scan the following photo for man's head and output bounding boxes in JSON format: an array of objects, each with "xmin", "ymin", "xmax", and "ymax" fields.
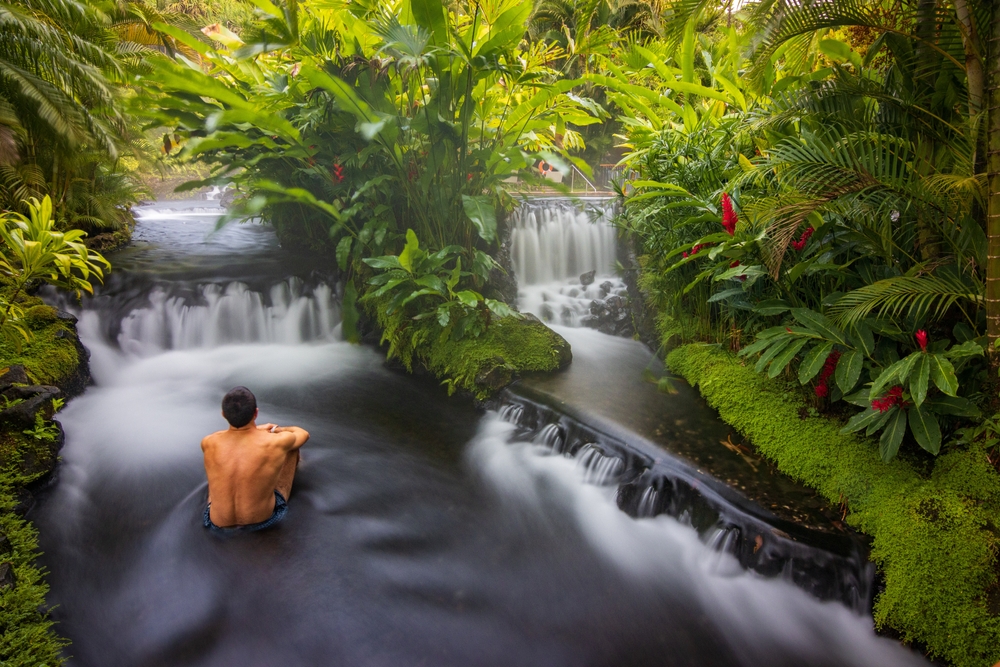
[{"xmin": 222, "ymin": 386, "xmax": 257, "ymax": 428}]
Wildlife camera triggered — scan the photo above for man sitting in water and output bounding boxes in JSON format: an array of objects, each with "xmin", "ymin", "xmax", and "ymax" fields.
[{"xmin": 201, "ymin": 387, "xmax": 309, "ymax": 533}]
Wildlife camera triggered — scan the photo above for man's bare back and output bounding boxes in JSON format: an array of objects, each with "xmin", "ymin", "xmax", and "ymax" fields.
[{"xmin": 202, "ymin": 387, "xmax": 309, "ymax": 529}]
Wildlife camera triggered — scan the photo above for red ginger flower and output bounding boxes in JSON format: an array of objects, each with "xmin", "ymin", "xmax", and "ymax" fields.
[
  {"xmin": 814, "ymin": 349, "xmax": 840, "ymax": 398},
  {"xmin": 872, "ymin": 386, "xmax": 905, "ymax": 413},
  {"xmin": 721, "ymin": 192, "xmax": 737, "ymax": 235},
  {"xmin": 790, "ymin": 227, "xmax": 814, "ymax": 251},
  {"xmin": 332, "ymin": 163, "xmax": 344, "ymax": 183},
  {"xmin": 915, "ymin": 330, "xmax": 928, "ymax": 352}
]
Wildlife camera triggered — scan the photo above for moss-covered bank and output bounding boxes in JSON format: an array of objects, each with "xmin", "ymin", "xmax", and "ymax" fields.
[
  {"xmin": 367, "ymin": 298, "xmax": 572, "ymax": 401},
  {"xmin": 0, "ymin": 288, "xmax": 85, "ymax": 666},
  {"xmin": 667, "ymin": 343, "xmax": 1000, "ymax": 667}
]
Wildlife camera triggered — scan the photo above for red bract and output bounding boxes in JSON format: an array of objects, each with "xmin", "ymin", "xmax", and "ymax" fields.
[
  {"xmin": 332, "ymin": 163, "xmax": 344, "ymax": 183},
  {"xmin": 814, "ymin": 349, "xmax": 841, "ymax": 398},
  {"xmin": 915, "ymin": 330, "xmax": 928, "ymax": 352},
  {"xmin": 872, "ymin": 386, "xmax": 905, "ymax": 413},
  {"xmin": 721, "ymin": 193, "xmax": 738, "ymax": 235},
  {"xmin": 790, "ymin": 227, "xmax": 814, "ymax": 251}
]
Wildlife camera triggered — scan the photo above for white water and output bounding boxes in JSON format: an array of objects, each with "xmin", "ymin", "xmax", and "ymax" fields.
[
  {"xmin": 116, "ymin": 279, "xmax": 340, "ymax": 357},
  {"xmin": 510, "ymin": 199, "xmax": 627, "ymax": 327},
  {"xmin": 468, "ymin": 417, "xmax": 927, "ymax": 667}
]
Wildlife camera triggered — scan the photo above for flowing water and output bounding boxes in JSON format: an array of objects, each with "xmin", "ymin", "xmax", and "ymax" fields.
[{"xmin": 30, "ymin": 200, "xmax": 929, "ymax": 666}]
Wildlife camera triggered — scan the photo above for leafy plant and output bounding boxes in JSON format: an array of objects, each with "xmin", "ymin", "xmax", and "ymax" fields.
[
  {"xmin": 362, "ymin": 229, "xmax": 517, "ymax": 342},
  {"xmin": 0, "ymin": 195, "xmax": 110, "ymax": 348},
  {"xmin": 22, "ymin": 412, "xmax": 59, "ymax": 443}
]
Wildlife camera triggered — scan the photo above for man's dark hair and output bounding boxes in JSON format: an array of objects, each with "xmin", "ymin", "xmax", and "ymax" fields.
[{"xmin": 222, "ymin": 387, "xmax": 256, "ymax": 427}]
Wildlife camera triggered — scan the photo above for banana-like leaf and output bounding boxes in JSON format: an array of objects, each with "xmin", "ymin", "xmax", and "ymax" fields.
[
  {"xmin": 879, "ymin": 408, "xmax": 907, "ymax": 461},
  {"xmin": 908, "ymin": 405, "xmax": 941, "ymax": 455},
  {"xmin": 835, "ymin": 349, "xmax": 862, "ymax": 394}
]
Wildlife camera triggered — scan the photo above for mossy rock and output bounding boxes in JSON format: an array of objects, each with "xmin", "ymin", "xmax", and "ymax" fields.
[
  {"xmin": 367, "ymin": 293, "xmax": 571, "ymax": 401},
  {"xmin": 0, "ymin": 293, "xmax": 80, "ymax": 388},
  {"xmin": 422, "ymin": 315, "xmax": 572, "ymax": 400}
]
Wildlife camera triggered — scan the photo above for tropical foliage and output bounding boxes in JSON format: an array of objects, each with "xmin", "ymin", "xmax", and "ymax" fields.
[
  {"xmin": 138, "ymin": 0, "xmax": 603, "ymax": 340},
  {"xmin": 610, "ymin": 0, "xmax": 998, "ymax": 463},
  {"xmin": 0, "ymin": 196, "xmax": 110, "ymax": 348}
]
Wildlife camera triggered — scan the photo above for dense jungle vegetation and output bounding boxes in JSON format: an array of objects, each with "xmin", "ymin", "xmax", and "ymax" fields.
[{"xmin": 3, "ymin": 0, "xmax": 1000, "ymax": 664}]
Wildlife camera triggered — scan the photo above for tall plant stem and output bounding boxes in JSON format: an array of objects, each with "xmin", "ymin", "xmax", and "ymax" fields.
[{"xmin": 986, "ymin": 1, "xmax": 1000, "ymax": 347}]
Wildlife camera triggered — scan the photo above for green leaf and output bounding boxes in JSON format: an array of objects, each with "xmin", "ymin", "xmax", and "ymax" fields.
[
  {"xmin": 461, "ymin": 195, "xmax": 497, "ymax": 244},
  {"xmin": 848, "ymin": 322, "xmax": 875, "ymax": 357},
  {"xmin": 799, "ymin": 342, "xmax": 834, "ymax": 384},
  {"xmin": 453, "ymin": 290, "xmax": 481, "ymax": 308},
  {"xmin": 753, "ymin": 299, "xmax": 791, "ymax": 316},
  {"xmin": 879, "ymin": 409, "xmax": 907, "ymax": 461},
  {"xmin": 755, "ymin": 337, "xmax": 792, "ymax": 374},
  {"xmin": 841, "ymin": 407, "xmax": 884, "ymax": 434},
  {"xmin": 336, "ymin": 236, "xmax": 352, "ymax": 271},
  {"xmin": 398, "ymin": 229, "xmax": 420, "ymax": 273},
  {"xmin": 409, "ymin": 0, "xmax": 447, "ymax": 44},
  {"xmin": 908, "ymin": 406, "xmax": 942, "ymax": 455},
  {"xmin": 835, "ymin": 350, "xmax": 863, "ymax": 394},
  {"xmin": 909, "ymin": 354, "xmax": 930, "ymax": 408},
  {"xmin": 923, "ymin": 395, "xmax": 981, "ymax": 418},
  {"xmin": 769, "ymin": 338, "xmax": 809, "ymax": 378},
  {"xmin": 363, "ymin": 256, "xmax": 402, "ymax": 270},
  {"xmin": 928, "ymin": 354, "xmax": 959, "ymax": 396},
  {"xmin": 790, "ymin": 308, "xmax": 847, "ymax": 344}
]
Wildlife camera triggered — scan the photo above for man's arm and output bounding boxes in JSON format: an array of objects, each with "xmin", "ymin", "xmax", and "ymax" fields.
[{"xmin": 273, "ymin": 426, "xmax": 309, "ymax": 449}]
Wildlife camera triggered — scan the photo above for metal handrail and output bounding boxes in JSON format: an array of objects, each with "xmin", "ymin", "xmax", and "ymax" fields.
[{"xmin": 569, "ymin": 163, "xmax": 599, "ymax": 193}]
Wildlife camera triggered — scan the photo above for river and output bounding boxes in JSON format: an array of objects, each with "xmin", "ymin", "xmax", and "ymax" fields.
[{"xmin": 31, "ymin": 199, "xmax": 928, "ymax": 666}]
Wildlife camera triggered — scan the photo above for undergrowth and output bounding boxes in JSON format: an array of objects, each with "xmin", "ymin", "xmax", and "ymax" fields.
[{"xmin": 667, "ymin": 343, "xmax": 1000, "ymax": 667}]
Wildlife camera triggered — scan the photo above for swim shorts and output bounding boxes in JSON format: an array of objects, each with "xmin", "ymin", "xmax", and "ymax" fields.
[{"xmin": 203, "ymin": 490, "xmax": 288, "ymax": 534}]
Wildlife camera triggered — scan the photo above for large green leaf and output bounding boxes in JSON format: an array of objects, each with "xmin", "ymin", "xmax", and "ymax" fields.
[
  {"xmin": 928, "ymin": 354, "xmax": 959, "ymax": 396},
  {"xmin": 790, "ymin": 308, "xmax": 847, "ymax": 344},
  {"xmin": 924, "ymin": 395, "xmax": 981, "ymax": 418},
  {"xmin": 841, "ymin": 407, "xmax": 884, "ymax": 434},
  {"xmin": 909, "ymin": 354, "xmax": 930, "ymax": 408},
  {"xmin": 409, "ymin": 0, "xmax": 447, "ymax": 45},
  {"xmin": 398, "ymin": 229, "xmax": 420, "ymax": 273},
  {"xmin": 879, "ymin": 409, "xmax": 907, "ymax": 461},
  {"xmin": 798, "ymin": 341, "xmax": 834, "ymax": 383},
  {"xmin": 461, "ymin": 195, "xmax": 497, "ymax": 244},
  {"xmin": 755, "ymin": 337, "xmax": 792, "ymax": 373},
  {"xmin": 769, "ymin": 338, "xmax": 809, "ymax": 378},
  {"xmin": 835, "ymin": 349, "xmax": 863, "ymax": 394},
  {"xmin": 908, "ymin": 406, "xmax": 942, "ymax": 455},
  {"xmin": 336, "ymin": 236, "xmax": 352, "ymax": 271}
]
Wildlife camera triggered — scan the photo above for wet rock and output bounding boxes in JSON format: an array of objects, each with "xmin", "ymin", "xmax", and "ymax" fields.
[
  {"xmin": 582, "ymin": 293, "xmax": 634, "ymax": 337},
  {"xmin": 579, "ymin": 270, "xmax": 596, "ymax": 286},
  {"xmin": 599, "ymin": 281, "xmax": 613, "ymax": 297},
  {"xmin": 0, "ymin": 562, "xmax": 15, "ymax": 590},
  {"xmin": 0, "ymin": 365, "xmax": 29, "ymax": 393},
  {"xmin": 0, "ymin": 385, "xmax": 61, "ymax": 428}
]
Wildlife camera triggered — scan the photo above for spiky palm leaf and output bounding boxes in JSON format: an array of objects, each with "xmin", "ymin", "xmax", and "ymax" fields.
[{"xmin": 829, "ymin": 269, "xmax": 983, "ymax": 327}]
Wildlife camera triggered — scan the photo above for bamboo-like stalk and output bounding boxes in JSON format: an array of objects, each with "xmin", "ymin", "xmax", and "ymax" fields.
[{"xmin": 986, "ymin": 2, "xmax": 1000, "ymax": 346}]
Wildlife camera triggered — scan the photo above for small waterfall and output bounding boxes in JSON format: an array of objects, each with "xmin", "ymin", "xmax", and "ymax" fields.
[
  {"xmin": 510, "ymin": 199, "xmax": 617, "ymax": 285},
  {"xmin": 510, "ymin": 198, "xmax": 629, "ymax": 330},
  {"xmin": 576, "ymin": 444, "xmax": 626, "ymax": 485},
  {"xmin": 115, "ymin": 278, "xmax": 340, "ymax": 356},
  {"xmin": 636, "ymin": 487, "xmax": 658, "ymax": 518}
]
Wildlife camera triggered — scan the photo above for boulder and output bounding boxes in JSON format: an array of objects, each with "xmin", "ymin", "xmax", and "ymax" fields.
[
  {"xmin": 579, "ymin": 270, "xmax": 596, "ymax": 286},
  {"xmin": 0, "ymin": 531, "xmax": 11, "ymax": 557}
]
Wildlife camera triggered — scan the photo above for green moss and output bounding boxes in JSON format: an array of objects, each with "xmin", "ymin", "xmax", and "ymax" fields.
[
  {"xmin": 667, "ymin": 343, "xmax": 1000, "ymax": 667},
  {"xmin": 0, "ymin": 469, "xmax": 67, "ymax": 666},
  {"xmin": 368, "ymin": 297, "xmax": 571, "ymax": 400},
  {"xmin": 0, "ymin": 294, "xmax": 79, "ymax": 386}
]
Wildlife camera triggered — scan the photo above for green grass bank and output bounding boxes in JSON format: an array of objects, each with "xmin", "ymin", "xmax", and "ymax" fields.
[
  {"xmin": 0, "ymin": 287, "xmax": 83, "ymax": 666},
  {"xmin": 666, "ymin": 343, "xmax": 1000, "ymax": 667}
]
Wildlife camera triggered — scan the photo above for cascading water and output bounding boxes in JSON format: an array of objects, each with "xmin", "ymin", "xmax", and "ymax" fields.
[
  {"xmin": 30, "ymin": 202, "xmax": 929, "ymax": 666},
  {"xmin": 510, "ymin": 198, "xmax": 630, "ymax": 331}
]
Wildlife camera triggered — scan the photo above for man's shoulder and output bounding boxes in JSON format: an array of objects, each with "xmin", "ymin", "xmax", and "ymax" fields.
[{"xmin": 201, "ymin": 430, "xmax": 229, "ymax": 449}]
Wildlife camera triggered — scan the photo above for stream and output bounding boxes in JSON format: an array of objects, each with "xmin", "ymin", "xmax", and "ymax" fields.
[{"xmin": 31, "ymin": 198, "xmax": 929, "ymax": 666}]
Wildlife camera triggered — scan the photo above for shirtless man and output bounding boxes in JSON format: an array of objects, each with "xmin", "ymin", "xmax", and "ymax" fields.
[{"xmin": 201, "ymin": 386, "xmax": 309, "ymax": 533}]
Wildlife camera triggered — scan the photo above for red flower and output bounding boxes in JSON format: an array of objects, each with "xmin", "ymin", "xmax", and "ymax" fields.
[
  {"xmin": 730, "ymin": 261, "xmax": 740, "ymax": 268},
  {"xmin": 814, "ymin": 349, "xmax": 840, "ymax": 399},
  {"xmin": 790, "ymin": 227, "xmax": 814, "ymax": 251},
  {"xmin": 721, "ymin": 193, "xmax": 738, "ymax": 235},
  {"xmin": 872, "ymin": 386, "xmax": 905, "ymax": 413},
  {"xmin": 332, "ymin": 163, "xmax": 344, "ymax": 183},
  {"xmin": 915, "ymin": 330, "xmax": 928, "ymax": 352},
  {"xmin": 682, "ymin": 251, "xmax": 689, "ymax": 258}
]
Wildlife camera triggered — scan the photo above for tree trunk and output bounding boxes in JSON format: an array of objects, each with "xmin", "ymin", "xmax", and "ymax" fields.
[
  {"xmin": 986, "ymin": 1, "xmax": 1000, "ymax": 347},
  {"xmin": 953, "ymin": 0, "xmax": 984, "ymax": 119}
]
